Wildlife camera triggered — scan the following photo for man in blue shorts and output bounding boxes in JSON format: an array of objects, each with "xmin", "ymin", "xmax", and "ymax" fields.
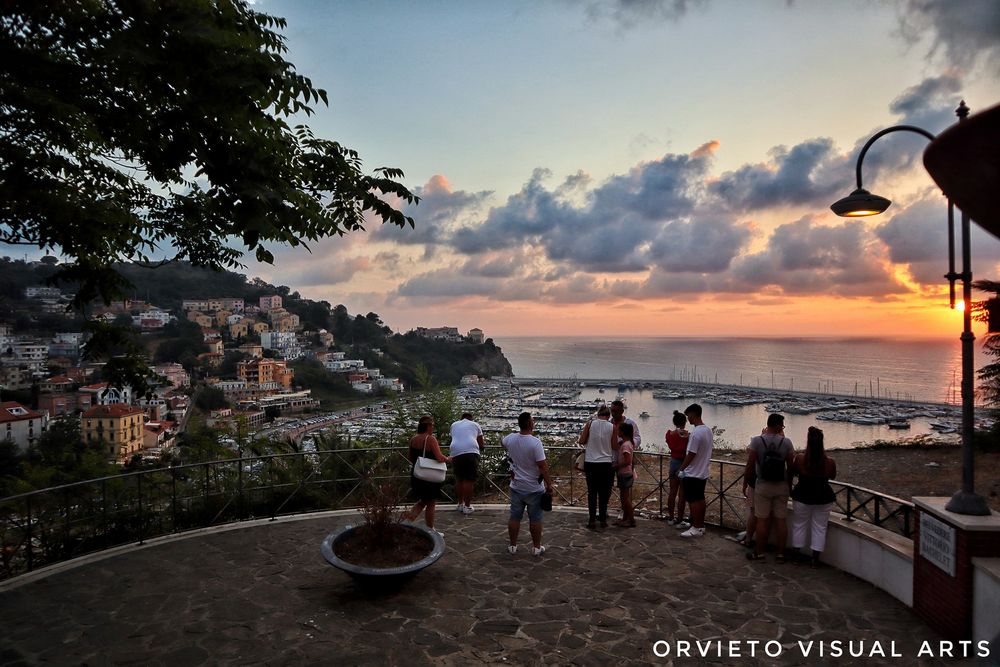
[{"xmin": 501, "ymin": 412, "xmax": 554, "ymax": 557}]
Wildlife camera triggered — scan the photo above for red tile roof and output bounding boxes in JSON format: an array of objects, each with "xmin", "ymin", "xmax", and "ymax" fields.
[
  {"xmin": 0, "ymin": 402, "xmax": 44, "ymax": 423},
  {"xmin": 82, "ymin": 404, "xmax": 144, "ymax": 418}
]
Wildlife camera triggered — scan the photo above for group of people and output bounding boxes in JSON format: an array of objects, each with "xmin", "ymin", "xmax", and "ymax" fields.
[
  {"xmin": 403, "ymin": 403, "xmax": 837, "ymax": 564},
  {"xmin": 403, "ymin": 410, "xmax": 552, "ymax": 556}
]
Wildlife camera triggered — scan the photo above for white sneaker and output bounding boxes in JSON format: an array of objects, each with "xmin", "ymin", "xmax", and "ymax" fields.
[
  {"xmin": 680, "ymin": 527, "xmax": 705, "ymax": 538},
  {"xmin": 531, "ymin": 545, "xmax": 546, "ymax": 557},
  {"xmin": 461, "ymin": 504, "xmax": 475, "ymax": 514},
  {"xmin": 676, "ymin": 521, "xmax": 691, "ymax": 530},
  {"xmin": 456, "ymin": 504, "xmax": 464, "ymax": 512},
  {"xmin": 507, "ymin": 544, "xmax": 517, "ymax": 554}
]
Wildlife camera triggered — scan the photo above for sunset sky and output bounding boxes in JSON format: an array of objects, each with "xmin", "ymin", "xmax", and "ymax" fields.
[{"xmin": 15, "ymin": 1, "xmax": 1000, "ymax": 338}]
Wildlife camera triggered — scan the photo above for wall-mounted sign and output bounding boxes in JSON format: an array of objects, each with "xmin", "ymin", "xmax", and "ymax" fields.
[{"xmin": 920, "ymin": 512, "xmax": 956, "ymax": 577}]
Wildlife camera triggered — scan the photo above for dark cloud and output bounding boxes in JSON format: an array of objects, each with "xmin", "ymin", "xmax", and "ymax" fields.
[
  {"xmin": 895, "ymin": 0, "xmax": 1000, "ymax": 72},
  {"xmin": 709, "ymin": 138, "xmax": 843, "ymax": 211},
  {"xmin": 850, "ymin": 74, "xmax": 964, "ymax": 184},
  {"xmin": 648, "ymin": 215, "xmax": 753, "ymax": 273},
  {"xmin": 451, "ymin": 149, "xmax": 712, "ymax": 273},
  {"xmin": 715, "ymin": 217, "xmax": 906, "ymax": 298},
  {"xmin": 371, "ymin": 175, "xmax": 491, "ymax": 246}
]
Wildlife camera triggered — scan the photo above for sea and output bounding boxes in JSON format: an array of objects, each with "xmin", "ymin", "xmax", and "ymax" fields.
[{"xmin": 493, "ymin": 336, "xmax": 991, "ymax": 450}]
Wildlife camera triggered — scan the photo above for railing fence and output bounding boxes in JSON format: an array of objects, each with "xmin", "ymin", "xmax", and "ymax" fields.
[{"xmin": 0, "ymin": 446, "xmax": 913, "ymax": 581}]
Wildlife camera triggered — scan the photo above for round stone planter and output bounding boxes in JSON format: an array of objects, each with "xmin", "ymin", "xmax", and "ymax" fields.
[{"xmin": 321, "ymin": 523, "xmax": 445, "ymax": 585}]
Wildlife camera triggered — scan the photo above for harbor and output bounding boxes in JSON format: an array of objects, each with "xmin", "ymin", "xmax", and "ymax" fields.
[{"xmin": 276, "ymin": 376, "xmax": 970, "ymax": 452}]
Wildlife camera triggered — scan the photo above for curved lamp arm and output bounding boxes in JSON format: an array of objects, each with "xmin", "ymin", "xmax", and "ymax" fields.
[{"xmin": 853, "ymin": 125, "xmax": 936, "ymax": 189}]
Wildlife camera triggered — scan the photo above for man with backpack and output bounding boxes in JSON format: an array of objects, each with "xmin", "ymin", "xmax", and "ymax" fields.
[{"xmin": 744, "ymin": 413, "xmax": 795, "ymax": 562}]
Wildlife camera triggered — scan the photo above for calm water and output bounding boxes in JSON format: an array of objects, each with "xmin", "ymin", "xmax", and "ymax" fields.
[{"xmin": 494, "ymin": 336, "xmax": 989, "ymax": 449}]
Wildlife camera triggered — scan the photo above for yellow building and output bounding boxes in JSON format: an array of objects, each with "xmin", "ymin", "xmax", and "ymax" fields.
[
  {"xmin": 229, "ymin": 320, "xmax": 250, "ymax": 339},
  {"xmin": 81, "ymin": 404, "xmax": 146, "ymax": 463}
]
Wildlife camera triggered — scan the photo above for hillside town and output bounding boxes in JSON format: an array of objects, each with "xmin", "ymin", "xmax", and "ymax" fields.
[{"xmin": 1, "ymin": 280, "xmax": 488, "ymax": 465}]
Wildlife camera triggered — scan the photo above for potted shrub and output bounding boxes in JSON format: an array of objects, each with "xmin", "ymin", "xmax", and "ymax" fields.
[{"xmin": 320, "ymin": 482, "xmax": 444, "ymax": 584}]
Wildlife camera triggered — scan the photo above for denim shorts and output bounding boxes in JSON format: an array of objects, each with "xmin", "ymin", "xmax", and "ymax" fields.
[
  {"xmin": 510, "ymin": 489, "xmax": 544, "ymax": 523},
  {"xmin": 669, "ymin": 458, "xmax": 684, "ymax": 479}
]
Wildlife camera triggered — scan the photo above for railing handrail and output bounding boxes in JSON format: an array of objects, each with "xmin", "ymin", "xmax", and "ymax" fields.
[
  {"xmin": 1, "ymin": 444, "xmax": 913, "ymax": 511},
  {"xmin": 0, "ymin": 444, "xmax": 921, "ymax": 580}
]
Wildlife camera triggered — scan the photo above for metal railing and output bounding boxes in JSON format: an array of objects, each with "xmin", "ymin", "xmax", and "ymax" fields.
[{"xmin": 0, "ymin": 446, "xmax": 913, "ymax": 581}]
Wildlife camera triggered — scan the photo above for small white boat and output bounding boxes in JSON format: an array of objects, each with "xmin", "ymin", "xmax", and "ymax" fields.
[{"xmin": 638, "ymin": 411, "xmax": 650, "ymax": 419}]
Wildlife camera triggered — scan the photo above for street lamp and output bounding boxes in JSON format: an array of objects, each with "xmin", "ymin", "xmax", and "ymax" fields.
[{"xmin": 830, "ymin": 101, "xmax": 991, "ymax": 516}]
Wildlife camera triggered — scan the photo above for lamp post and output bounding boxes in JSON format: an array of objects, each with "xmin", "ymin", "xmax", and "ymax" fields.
[{"xmin": 831, "ymin": 101, "xmax": 990, "ymax": 516}]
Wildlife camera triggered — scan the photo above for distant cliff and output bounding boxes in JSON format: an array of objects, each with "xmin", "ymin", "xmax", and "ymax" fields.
[{"xmin": 382, "ymin": 334, "xmax": 513, "ymax": 387}]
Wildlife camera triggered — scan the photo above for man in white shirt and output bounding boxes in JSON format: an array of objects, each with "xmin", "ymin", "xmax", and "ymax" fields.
[
  {"xmin": 677, "ymin": 403, "xmax": 713, "ymax": 538},
  {"xmin": 501, "ymin": 412, "xmax": 554, "ymax": 557},
  {"xmin": 449, "ymin": 412, "xmax": 485, "ymax": 514}
]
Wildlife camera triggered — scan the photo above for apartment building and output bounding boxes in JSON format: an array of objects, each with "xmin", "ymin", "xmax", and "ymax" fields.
[{"xmin": 81, "ymin": 404, "xmax": 145, "ymax": 462}]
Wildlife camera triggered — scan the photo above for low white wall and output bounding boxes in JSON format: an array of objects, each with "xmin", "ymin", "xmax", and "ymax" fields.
[
  {"xmin": 973, "ymin": 558, "xmax": 1000, "ymax": 645},
  {"xmin": 809, "ymin": 512, "xmax": 914, "ymax": 607}
]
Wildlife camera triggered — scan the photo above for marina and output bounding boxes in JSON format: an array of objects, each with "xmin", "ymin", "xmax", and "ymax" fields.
[{"xmin": 273, "ymin": 376, "xmax": 968, "ymax": 452}]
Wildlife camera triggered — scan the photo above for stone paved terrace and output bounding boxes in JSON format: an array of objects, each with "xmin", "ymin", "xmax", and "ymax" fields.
[{"xmin": 0, "ymin": 507, "xmax": 976, "ymax": 666}]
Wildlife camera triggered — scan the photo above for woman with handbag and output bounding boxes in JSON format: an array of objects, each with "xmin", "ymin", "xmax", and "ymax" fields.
[{"xmin": 404, "ymin": 415, "xmax": 452, "ymax": 536}]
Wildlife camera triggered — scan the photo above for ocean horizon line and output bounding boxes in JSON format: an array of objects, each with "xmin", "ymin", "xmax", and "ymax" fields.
[{"xmin": 492, "ymin": 334, "xmax": 961, "ymax": 342}]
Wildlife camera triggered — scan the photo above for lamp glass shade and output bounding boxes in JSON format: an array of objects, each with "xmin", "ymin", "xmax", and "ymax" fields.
[{"xmin": 830, "ymin": 188, "xmax": 892, "ymax": 217}]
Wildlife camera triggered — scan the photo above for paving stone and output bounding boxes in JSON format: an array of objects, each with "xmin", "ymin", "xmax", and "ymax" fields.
[{"xmin": 0, "ymin": 510, "xmax": 956, "ymax": 666}]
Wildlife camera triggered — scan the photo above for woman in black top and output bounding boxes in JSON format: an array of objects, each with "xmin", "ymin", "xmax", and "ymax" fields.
[
  {"xmin": 790, "ymin": 426, "xmax": 837, "ymax": 566},
  {"xmin": 403, "ymin": 415, "xmax": 451, "ymax": 536}
]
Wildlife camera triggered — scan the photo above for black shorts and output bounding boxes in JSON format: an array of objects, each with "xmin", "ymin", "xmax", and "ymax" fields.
[
  {"xmin": 682, "ymin": 476, "xmax": 707, "ymax": 502},
  {"xmin": 453, "ymin": 453, "xmax": 479, "ymax": 481}
]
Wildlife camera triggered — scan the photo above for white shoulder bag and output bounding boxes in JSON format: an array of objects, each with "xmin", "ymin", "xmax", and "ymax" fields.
[{"xmin": 413, "ymin": 435, "xmax": 447, "ymax": 483}]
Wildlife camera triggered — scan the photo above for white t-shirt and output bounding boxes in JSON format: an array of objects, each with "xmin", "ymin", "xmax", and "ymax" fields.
[
  {"xmin": 685, "ymin": 424, "xmax": 714, "ymax": 479},
  {"xmin": 449, "ymin": 418, "xmax": 483, "ymax": 457},
  {"xmin": 584, "ymin": 418, "xmax": 614, "ymax": 463},
  {"xmin": 502, "ymin": 432, "xmax": 546, "ymax": 494}
]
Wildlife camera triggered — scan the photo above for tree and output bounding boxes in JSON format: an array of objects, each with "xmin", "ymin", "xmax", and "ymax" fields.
[
  {"xmin": 973, "ymin": 280, "xmax": 1000, "ymax": 406},
  {"xmin": 194, "ymin": 386, "xmax": 228, "ymax": 412},
  {"xmin": 1, "ymin": 1, "xmax": 418, "ymax": 388}
]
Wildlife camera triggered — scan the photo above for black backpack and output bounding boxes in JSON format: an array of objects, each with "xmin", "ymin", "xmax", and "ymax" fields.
[{"xmin": 758, "ymin": 436, "xmax": 787, "ymax": 483}]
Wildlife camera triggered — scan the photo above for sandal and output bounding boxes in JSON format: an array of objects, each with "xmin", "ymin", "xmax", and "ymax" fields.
[
  {"xmin": 775, "ymin": 554, "xmax": 787, "ymax": 564},
  {"xmin": 746, "ymin": 552, "xmax": 765, "ymax": 561}
]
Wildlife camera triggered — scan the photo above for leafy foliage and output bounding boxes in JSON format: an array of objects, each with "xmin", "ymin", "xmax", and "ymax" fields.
[
  {"xmin": 973, "ymin": 280, "xmax": 1000, "ymax": 407},
  {"xmin": 1, "ymin": 0, "xmax": 418, "ymax": 388}
]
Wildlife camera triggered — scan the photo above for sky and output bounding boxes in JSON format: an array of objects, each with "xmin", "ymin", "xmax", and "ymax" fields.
[{"xmin": 17, "ymin": 0, "xmax": 1000, "ymax": 339}]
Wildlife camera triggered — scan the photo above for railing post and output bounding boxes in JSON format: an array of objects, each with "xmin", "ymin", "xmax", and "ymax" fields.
[
  {"xmin": 137, "ymin": 473, "xmax": 144, "ymax": 545},
  {"xmin": 62, "ymin": 488, "xmax": 70, "ymax": 558},
  {"xmin": 102, "ymin": 478, "xmax": 108, "ymax": 549},
  {"xmin": 171, "ymin": 467, "xmax": 178, "ymax": 532},
  {"xmin": 845, "ymin": 487, "xmax": 854, "ymax": 522},
  {"xmin": 904, "ymin": 505, "xmax": 912, "ymax": 538},
  {"xmin": 238, "ymin": 456, "xmax": 245, "ymax": 521},
  {"xmin": 658, "ymin": 455, "xmax": 664, "ymax": 518},
  {"xmin": 717, "ymin": 460, "xmax": 724, "ymax": 527},
  {"xmin": 569, "ymin": 450, "xmax": 575, "ymax": 506},
  {"xmin": 25, "ymin": 494, "xmax": 33, "ymax": 572},
  {"xmin": 203, "ymin": 462, "xmax": 210, "ymax": 527}
]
